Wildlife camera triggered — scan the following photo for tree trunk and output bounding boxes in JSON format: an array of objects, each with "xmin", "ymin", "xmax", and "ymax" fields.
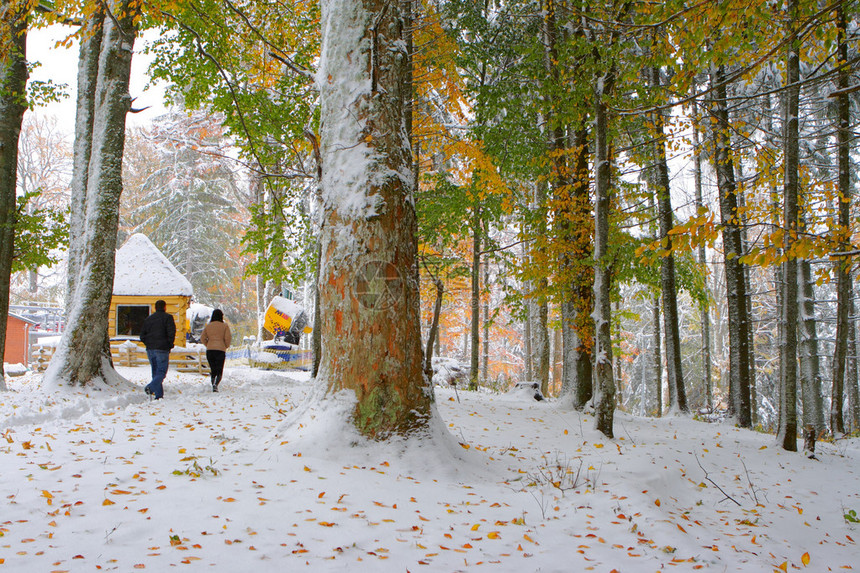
[
  {"xmin": 733, "ymin": 154, "xmax": 757, "ymax": 423},
  {"xmin": 708, "ymin": 64, "xmax": 752, "ymax": 428},
  {"xmin": 316, "ymin": 0, "xmax": 431, "ymax": 438},
  {"xmin": 312, "ymin": 239, "xmax": 322, "ymax": 378},
  {"xmin": 522, "ymin": 237, "xmax": 533, "ymax": 382},
  {"xmin": 0, "ymin": 1, "xmax": 29, "ymax": 389},
  {"xmin": 424, "ymin": 276, "xmax": 443, "ymax": 380},
  {"xmin": 650, "ymin": 65, "xmax": 687, "ymax": 413},
  {"xmin": 523, "ymin": 245, "xmax": 533, "ymax": 382},
  {"xmin": 482, "ymin": 255, "xmax": 490, "ymax": 384},
  {"xmin": 831, "ymin": 2, "xmax": 851, "ymax": 435},
  {"xmin": 849, "ymin": 285, "xmax": 860, "ymax": 433},
  {"xmin": 593, "ymin": 71, "xmax": 615, "ymax": 439},
  {"xmin": 45, "ymin": 0, "xmax": 139, "ymax": 386},
  {"xmin": 67, "ymin": 7, "xmax": 103, "ymax": 308},
  {"xmin": 778, "ymin": 0, "xmax": 800, "ymax": 451},
  {"xmin": 690, "ymin": 96, "xmax": 712, "ymax": 411},
  {"xmin": 798, "ymin": 260, "xmax": 825, "ymax": 434},
  {"xmin": 558, "ymin": 128, "xmax": 593, "ymax": 409},
  {"xmin": 652, "ymin": 294, "xmax": 662, "ymax": 416},
  {"xmin": 542, "ymin": 3, "xmax": 592, "ymax": 407},
  {"xmin": 469, "ymin": 204, "xmax": 481, "ymax": 390}
]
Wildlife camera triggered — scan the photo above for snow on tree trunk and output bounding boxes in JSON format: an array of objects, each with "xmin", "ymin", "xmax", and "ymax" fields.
[
  {"xmin": 799, "ymin": 260, "xmax": 825, "ymax": 435},
  {"xmin": 316, "ymin": 0, "xmax": 431, "ymax": 438},
  {"xmin": 45, "ymin": 0, "xmax": 139, "ymax": 387},
  {"xmin": 778, "ymin": 0, "xmax": 800, "ymax": 451},
  {"xmin": 690, "ymin": 96, "xmax": 712, "ymax": 411},
  {"xmin": 849, "ymin": 290, "xmax": 860, "ymax": 433},
  {"xmin": 0, "ymin": 1, "xmax": 29, "ymax": 389},
  {"xmin": 652, "ymin": 294, "xmax": 662, "ymax": 415},
  {"xmin": 592, "ymin": 74, "xmax": 615, "ymax": 439},
  {"xmin": 650, "ymin": 65, "xmax": 687, "ymax": 414},
  {"xmin": 66, "ymin": 8, "xmax": 103, "ymax": 307},
  {"xmin": 708, "ymin": 64, "xmax": 752, "ymax": 428}
]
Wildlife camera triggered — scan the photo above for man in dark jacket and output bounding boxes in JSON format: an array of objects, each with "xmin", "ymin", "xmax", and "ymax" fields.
[{"xmin": 140, "ymin": 300, "xmax": 175, "ymax": 399}]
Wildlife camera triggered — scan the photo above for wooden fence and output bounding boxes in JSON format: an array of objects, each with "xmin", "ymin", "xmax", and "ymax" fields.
[{"xmin": 31, "ymin": 342, "xmax": 210, "ymax": 375}]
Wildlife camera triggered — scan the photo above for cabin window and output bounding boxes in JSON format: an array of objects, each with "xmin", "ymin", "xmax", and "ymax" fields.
[{"xmin": 117, "ymin": 304, "xmax": 151, "ymax": 336}]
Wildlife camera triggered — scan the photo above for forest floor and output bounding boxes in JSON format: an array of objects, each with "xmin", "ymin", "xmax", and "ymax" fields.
[{"xmin": 1, "ymin": 366, "xmax": 858, "ymax": 572}]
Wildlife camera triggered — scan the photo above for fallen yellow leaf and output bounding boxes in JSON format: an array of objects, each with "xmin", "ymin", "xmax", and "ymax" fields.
[
  {"xmin": 801, "ymin": 552, "xmax": 810, "ymax": 566},
  {"xmin": 488, "ymin": 531, "xmax": 500, "ymax": 539}
]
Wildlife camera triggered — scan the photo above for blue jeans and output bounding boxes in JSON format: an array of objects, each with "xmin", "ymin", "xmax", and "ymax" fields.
[{"xmin": 145, "ymin": 349, "xmax": 170, "ymax": 399}]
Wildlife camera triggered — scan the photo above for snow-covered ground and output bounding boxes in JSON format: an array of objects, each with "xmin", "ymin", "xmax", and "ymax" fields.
[{"xmin": 1, "ymin": 366, "xmax": 858, "ymax": 571}]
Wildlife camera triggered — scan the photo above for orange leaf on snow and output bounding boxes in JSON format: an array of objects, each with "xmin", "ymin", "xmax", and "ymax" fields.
[
  {"xmin": 133, "ymin": 565, "xmax": 145, "ymax": 569},
  {"xmin": 655, "ymin": 499, "xmax": 661, "ymax": 507},
  {"xmin": 471, "ymin": 524, "xmax": 480, "ymax": 531},
  {"xmin": 319, "ymin": 522, "xmax": 336, "ymax": 527},
  {"xmin": 777, "ymin": 562, "xmax": 788, "ymax": 571},
  {"xmin": 801, "ymin": 552, "xmax": 810, "ymax": 566},
  {"xmin": 487, "ymin": 532, "xmax": 500, "ymax": 539},
  {"xmin": 303, "ymin": 466, "xmax": 311, "ymax": 472},
  {"xmin": 318, "ymin": 492, "xmax": 325, "ymax": 499},
  {"xmin": 222, "ymin": 498, "xmax": 237, "ymax": 503},
  {"xmin": 677, "ymin": 524, "xmax": 687, "ymax": 533},
  {"xmin": 102, "ymin": 499, "xmax": 115, "ymax": 506}
]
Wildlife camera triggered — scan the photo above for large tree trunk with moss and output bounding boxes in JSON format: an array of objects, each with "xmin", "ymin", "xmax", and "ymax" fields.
[
  {"xmin": 0, "ymin": 1, "xmax": 29, "ymax": 389},
  {"xmin": 317, "ymin": 0, "xmax": 431, "ymax": 438},
  {"xmin": 45, "ymin": 0, "xmax": 139, "ymax": 386}
]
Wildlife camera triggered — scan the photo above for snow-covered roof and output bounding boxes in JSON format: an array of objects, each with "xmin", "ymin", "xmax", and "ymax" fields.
[
  {"xmin": 113, "ymin": 234, "xmax": 194, "ymax": 297},
  {"xmin": 7, "ymin": 313, "xmax": 38, "ymax": 325}
]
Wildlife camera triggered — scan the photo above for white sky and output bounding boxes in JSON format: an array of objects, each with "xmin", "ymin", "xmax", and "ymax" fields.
[{"xmin": 26, "ymin": 24, "xmax": 168, "ymax": 133}]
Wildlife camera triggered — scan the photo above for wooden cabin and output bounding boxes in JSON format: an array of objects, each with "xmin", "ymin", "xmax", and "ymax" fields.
[
  {"xmin": 109, "ymin": 234, "xmax": 194, "ymax": 348},
  {"xmin": 4, "ymin": 313, "xmax": 37, "ymax": 366}
]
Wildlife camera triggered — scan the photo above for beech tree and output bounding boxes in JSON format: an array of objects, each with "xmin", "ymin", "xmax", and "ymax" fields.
[
  {"xmin": 46, "ymin": 0, "xmax": 141, "ymax": 386},
  {"xmin": 315, "ymin": 0, "xmax": 431, "ymax": 437}
]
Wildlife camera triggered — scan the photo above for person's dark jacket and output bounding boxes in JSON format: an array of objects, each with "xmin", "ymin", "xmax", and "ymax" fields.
[{"xmin": 140, "ymin": 310, "xmax": 176, "ymax": 351}]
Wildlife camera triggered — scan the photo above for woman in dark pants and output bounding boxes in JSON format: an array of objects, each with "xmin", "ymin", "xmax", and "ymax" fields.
[{"xmin": 200, "ymin": 309, "xmax": 232, "ymax": 392}]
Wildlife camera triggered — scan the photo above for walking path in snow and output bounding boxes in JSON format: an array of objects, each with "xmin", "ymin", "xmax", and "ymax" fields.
[{"xmin": 1, "ymin": 367, "xmax": 858, "ymax": 571}]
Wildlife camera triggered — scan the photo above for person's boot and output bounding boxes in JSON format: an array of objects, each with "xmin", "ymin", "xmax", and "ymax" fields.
[{"xmin": 214, "ymin": 376, "xmax": 221, "ymax": 392}]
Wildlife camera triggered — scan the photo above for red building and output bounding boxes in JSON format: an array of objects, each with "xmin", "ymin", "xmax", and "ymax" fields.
[{"xmin": 4, "ymin": 313, "xmax": 37, "ymax": 366}]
